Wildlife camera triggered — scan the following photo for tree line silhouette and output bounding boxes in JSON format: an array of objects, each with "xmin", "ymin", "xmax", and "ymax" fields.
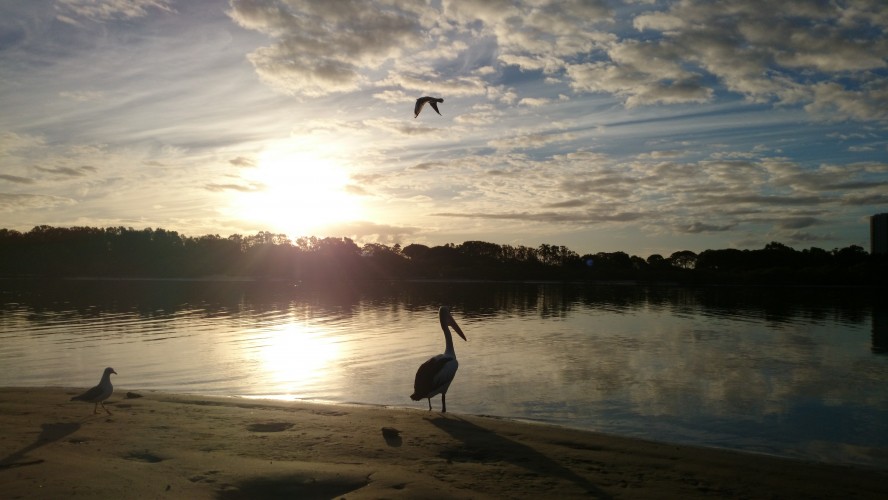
[{"xmin": 0, "ymin": 225, "xmax": 884, "ymax": 286}]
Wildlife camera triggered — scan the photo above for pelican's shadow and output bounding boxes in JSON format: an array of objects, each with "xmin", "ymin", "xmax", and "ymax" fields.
[
  {"xmin": 427, "ymin": 416, "xmax": 610, "ymax": 498},
  {"xmin": 0, "ymin": 422, "xmax": 81, "ymax": 470}
]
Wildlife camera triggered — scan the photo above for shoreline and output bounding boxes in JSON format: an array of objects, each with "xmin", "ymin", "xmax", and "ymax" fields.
[
  {"xmin": 2, "ymin": 387, "xmax": 887, "ymax": 499},
  {"xmin": 3, "ymin": 276, "xmax": 888, "ymax": 289}
]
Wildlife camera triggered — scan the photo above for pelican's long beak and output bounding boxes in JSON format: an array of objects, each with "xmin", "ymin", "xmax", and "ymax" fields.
[{"xmin": 447, "ymin": 312, "xmax": 467, "ymax": 341}]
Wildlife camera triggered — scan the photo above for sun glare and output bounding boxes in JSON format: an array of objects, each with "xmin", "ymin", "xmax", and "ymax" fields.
[
  {"xmin": 229, "ymin": 143, "xmax": 362, "ymax": 237},
  {"xmin": 256, "ymin": 323, "xmax": 341, "ymax": 398}
]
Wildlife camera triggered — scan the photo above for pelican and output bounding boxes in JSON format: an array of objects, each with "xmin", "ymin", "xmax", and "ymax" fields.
[
  {"xmin": 414, "ymin": 96, "xmax": 443, "ymax": 118},
  {"xmin": 410, "ymin": 307, "xmax": 466, "ymax": 412},
  {"xmin": 70, "ymin": 367, "xmax": 117, "ymax": 415}
]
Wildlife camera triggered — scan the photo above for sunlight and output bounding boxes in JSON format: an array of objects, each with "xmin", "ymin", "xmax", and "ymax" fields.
[
  {"xmin": 230, "ymin": 141, "xmax": 362, "ymax": 237},
  {"xmin": 255, "ymin": 323, "xmax": 341, "ymax": 398}
]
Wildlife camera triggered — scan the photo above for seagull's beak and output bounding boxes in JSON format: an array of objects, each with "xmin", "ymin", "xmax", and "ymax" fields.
[{"xmin": 111, "ymin": 369, "xmax": 118, "ymax": 375}]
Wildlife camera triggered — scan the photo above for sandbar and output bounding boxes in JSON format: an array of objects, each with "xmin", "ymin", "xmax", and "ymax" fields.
[{"xmin": 1, "ymin": 387, "xmax": 886, "ymax": 498}]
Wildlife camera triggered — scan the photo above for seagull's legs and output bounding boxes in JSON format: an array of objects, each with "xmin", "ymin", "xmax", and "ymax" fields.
[
  {"xmin": 442, "ymin": 393, "xmax": 447, "ymax": 413},
  {"xmin": 93, "ymin": 403, "xmax": 99, "ymax": 414},
  {"xmin": 427, "ymin": 398, "xmax": 432, "ymax": 411},
  {"xmin": 101, "ymin": 401, "xmax": 112, "ymax": 415}
]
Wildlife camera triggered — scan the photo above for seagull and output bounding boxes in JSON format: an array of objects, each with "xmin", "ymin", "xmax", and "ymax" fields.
[
  {"xmin": 414, "ymin": 96, "xmax": 444, "ymax": 118},
  {"xmin": 410, "ymin": 307, "xmax": 466, "ymax": 412},
  {"xmin": 70, "ymin": 367, "xmax": 117, "ymax": 415}
]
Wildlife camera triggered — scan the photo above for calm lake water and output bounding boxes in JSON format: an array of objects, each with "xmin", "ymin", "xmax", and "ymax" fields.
[{"xmin": 2, "ymin": 279, "xmax": 887, "ymax": 467}]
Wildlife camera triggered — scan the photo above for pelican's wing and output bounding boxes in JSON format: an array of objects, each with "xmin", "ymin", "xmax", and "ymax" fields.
[
  {"xmin": 411, "ymin": 355, "xmax": 455, "ymax": 398},
  {"xmin": 431, "ymin": 357, "xmax": 458, "ymax": 388}
]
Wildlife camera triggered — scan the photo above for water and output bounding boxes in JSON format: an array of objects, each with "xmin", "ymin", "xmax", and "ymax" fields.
[{"xmin": 2, "ymin": 279, "xmax": 887, "ymax": 467}]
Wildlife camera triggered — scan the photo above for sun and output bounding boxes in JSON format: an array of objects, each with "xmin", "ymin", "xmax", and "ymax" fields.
[{"xmin": 228, "ymin": 142, "xmax": 362, "ymax": 238}]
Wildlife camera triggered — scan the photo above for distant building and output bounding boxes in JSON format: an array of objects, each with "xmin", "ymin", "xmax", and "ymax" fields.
[{"xmin": 872, "ymin": 213, "xmax": 888, "ymax": 255}]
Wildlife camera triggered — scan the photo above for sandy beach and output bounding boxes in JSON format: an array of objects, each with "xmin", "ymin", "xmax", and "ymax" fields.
[{"xmin": 1, "ymin": 387, "xmax": 886, "ymax": 499}]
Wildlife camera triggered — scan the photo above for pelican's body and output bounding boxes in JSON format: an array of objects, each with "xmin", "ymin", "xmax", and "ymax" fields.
[
  {"xmin": 71, "ymin": 367, "xmax": 116, "ymax": 415},
  {"xmin": 410, "ymin": 307, "xmax": 466, "ymax": 412},
  {"xmin": 414, "ymin": 96, "xmax": 443, "ymax": 118}
]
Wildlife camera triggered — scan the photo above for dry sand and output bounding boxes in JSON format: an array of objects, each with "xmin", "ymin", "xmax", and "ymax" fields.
[{"xmin": 1, "ymin": 387, "xmax": 886, "ymax": 499}]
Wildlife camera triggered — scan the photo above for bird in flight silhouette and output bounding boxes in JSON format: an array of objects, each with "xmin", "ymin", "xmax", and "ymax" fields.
[{"xmin": 414, "ymin": 96, "xmax": 443, "ymax": 118}]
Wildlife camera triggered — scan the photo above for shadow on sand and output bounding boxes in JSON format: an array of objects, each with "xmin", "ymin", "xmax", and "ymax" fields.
[
  {"xmin": 0, "ymin": 422, "xmax": 81, "ymax": 470},
  {"xmin": 216, "ymin": 474, "xmax": 370, "ymax": 500},
  {"xmin": 428, "ymin": 415, "xmax": 610, "ymax": 498}
]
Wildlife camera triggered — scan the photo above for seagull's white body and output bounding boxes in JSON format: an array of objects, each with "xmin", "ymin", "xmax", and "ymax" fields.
[
  {"xmin": 414, "ymin": 96, "xmax": 444, "ymax": 118},
  {"xmin": 410, "ymin": 307, "xmax": 466, "ymax": 412},
  {"xmin": 71, "ymin": 367, "xmax": 116, "ymax": 415}
]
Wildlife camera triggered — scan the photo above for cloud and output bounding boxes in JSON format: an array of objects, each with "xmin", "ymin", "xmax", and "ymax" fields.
[
  {"xmin": 410, "ymin": 162, "xmax": 446, "ymax": 171},
  {"xmin": 228, "ymin": 0, "xmax": 424, "ymax": 96},
  {"xmin": 519, "ymin": 97, "xmax": 552, "ymax": 107},
  {"xmin": 55, "ymin": 0, "xmax": 174, "ymax": 22},
  {"xmin": 349, "ymin": 172, "xmax": 386, "ymax": 185},
  {"xmin": 381, "ymin": 73, "xmax": 488, "ymax": 97},
  {"xmin": 488, "ymin": 130, "xmax": 576, "ymax": 151},
  {"xmin": 542, "ymin": 199, "xmax": 588, "ymax": 209},
  {"xmin": 840, "ymin": 193, "xmax": 888, "ymax": 206},
  {"xmin": 362, "ymin": 118, "xmax": 442, "ymax": 136},
  {"xmin": 228, "ymin": 0, "xmax": 851, "ymax": 117},
  {"xmin": 687, "ymin": 194, "xmax": 824, "ymax": 208},
  {"xmin": 372, "ymin": 89, "xmax": 410, "ymax": 104},
  {"xmin": 432, "ymin": 209, "xmax": 644, "ymax": 225},
  {"xmin": 783, "ymin": 231, "xmax": 828, "ymax": 245},
  {"xmin": 0, "ymin": 174, "xmax": 35, "ymax": 184},
  {"xmin": 622, "ymin": 0, "xmax": 888, "ymax": 118},
  {"xmin": 59, "ymin": 90, "xmax": 104, "ymax": 102},
  {"xmin": 344, "ymin": 184, "xmax": 371, "ymax": 196},
  {"xmin": 34, "ymin": 166, "xmax": 96, "ymax": 177},
  {"xmin": 677, "ymin": 221, "xmax": 736, "ymax": 234},
  {"xmin": 805, "ymin": 82, "xmax": 888, "ymax": 122},
  {"xmin": 204, "ymin": 181, "xmax": 265, "ymax": 192},
  {"xmin": 0, "ymin": 132, "xmax": 46, "ymax": 153},
  {"xmin": 0, "ymin": 193, "xmax": 75, "ymax": 211},
  {"xmin": 324, "ymin": 220, "xmax": 420, "ymax": 244},
  {"xmin": 229, "ymin": 156, "xmax": 256, "ymax": 168},
  {"xmin": 776, "ymin": 217, "xmax": 820, "ymax": 230},
  {"xmin": 579, "ymin": 68, "xmax": 710, "ymax": 107}
]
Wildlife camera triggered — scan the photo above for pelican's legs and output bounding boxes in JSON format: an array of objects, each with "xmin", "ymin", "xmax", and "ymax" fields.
[{"xmin": 442, "ymin": 393, "xmax": 447, "ymax": 413}]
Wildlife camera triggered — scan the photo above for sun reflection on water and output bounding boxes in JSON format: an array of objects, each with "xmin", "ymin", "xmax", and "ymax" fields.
[{"xmin": 251, "ymin": 322, "xmax": 341, "ymax": 399}]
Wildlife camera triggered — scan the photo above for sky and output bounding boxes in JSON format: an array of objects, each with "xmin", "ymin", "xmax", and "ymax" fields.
[{"xmin": 1, "ymin": 0, "xmax": 887, "ymax": 257}]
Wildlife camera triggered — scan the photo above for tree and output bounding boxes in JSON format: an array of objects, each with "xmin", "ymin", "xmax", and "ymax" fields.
[{"xmin": 668, "ymin": 250, "xmax": 698, "ymax": 270}]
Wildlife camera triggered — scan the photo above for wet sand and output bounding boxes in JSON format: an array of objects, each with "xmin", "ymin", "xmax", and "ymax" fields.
[{"xmin": 1, "ymin": 387, "xmax": 886, "ymax": 499}]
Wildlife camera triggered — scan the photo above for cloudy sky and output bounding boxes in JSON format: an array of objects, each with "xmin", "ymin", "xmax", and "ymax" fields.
[{"xmin": 1, "ymin": 0, "xmax": 887, "ymax": 256}]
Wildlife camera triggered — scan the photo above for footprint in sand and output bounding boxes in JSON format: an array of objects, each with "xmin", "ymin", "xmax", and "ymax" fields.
[
  {"xmin": 246, "ymin": 422, "xmax": 294, "ymax": 433},
  {"xmin": 124, "ymin": 451, "xmax": 165, "ymax": 463}
]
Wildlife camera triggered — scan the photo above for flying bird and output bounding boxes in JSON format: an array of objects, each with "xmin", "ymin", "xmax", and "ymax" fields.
[
  {"xmin": 414, "ymin": 96, "xmax": 444, "ymax": 118},
  {"xmin": 410, "ymin": 307, "xmax": 466, "ymax": 412},
  {"xmin": 70, "ymin": 367, "xmax": 117, "ymax": 415}
]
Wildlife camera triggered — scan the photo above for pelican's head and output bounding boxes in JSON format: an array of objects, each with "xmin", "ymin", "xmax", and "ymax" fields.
[{"xmin": 439, "ymin": 306, "xmax": 466, "ymax": 341}]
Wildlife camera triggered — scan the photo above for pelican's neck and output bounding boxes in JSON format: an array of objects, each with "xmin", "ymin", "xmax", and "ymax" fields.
[{"xmin": 441, "ymin": 320, "xmax": 456, "ymax": 358}]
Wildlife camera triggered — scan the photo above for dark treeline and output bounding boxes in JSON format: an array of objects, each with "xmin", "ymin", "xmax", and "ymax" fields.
[{"xmin": 1, "ymin": 225, "xmax": 885, "ymax": 286}]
